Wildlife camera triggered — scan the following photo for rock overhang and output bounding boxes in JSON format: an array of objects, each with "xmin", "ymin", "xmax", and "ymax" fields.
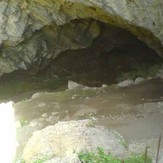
[{"xmin": 0, "ymin": 0, "xmax": 162, "ymax": 76}]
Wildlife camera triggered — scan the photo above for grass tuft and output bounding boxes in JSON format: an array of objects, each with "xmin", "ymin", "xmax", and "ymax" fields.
[{"xmin": 79, "ymin": 147, "xmax": 152, "ymax": 163}]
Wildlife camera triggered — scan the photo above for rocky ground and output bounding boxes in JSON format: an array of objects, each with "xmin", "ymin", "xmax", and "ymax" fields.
[
  {"xmin": 10, "ymin": 74, "xmax": 163, "ymax": 162},
  {"xmin": 0, "ymin": 63, "xmax": 162, "ymax": 163}
]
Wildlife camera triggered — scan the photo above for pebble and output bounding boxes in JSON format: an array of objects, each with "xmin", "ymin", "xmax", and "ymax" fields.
[
  {"xmin": 52, "ymin": 112, "xmax": 58, "ymax": 116},
  {"xmin": 42, "ymin": 113, "xmax": 48, "ymax": 118},
  {"xmin": 117, "ymin": 80, "xmax": 134, "ymax": 87},
  {"xmin": 102, "ymin": 84, "xmax": 108, "ymax": 88},
  {"xmin": 38, "ymin": 103, "xmax": 46, "ymax": 107},
  {"xmin": 29, "ymin": 120, "xmax": 38, "ymax": 127},
  {"xmin": 134, "ymin": 77, "xmax": 145, "ymax": 85}
]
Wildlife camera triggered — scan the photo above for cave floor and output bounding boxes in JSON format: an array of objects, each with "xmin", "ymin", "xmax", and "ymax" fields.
[{"xmin": 12, "ymin": 78, "xmax": 163, "ymax": 159}]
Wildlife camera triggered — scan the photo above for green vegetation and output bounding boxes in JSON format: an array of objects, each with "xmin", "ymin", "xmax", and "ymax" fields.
[
  {"xmin": 112, "ymin": 131, "xmax": 128, "ymax": 149},
  {"xmin": 32, "ymin": 156, "xmax": 49, "ymax": 163},
  {"xmin": 79, "ymin": 147, "xmax": 152, "ymax": 163},
  {"xmin": 14, "ymin": 158, "xmax": 25, "ymax": 163},
  {"xmin": 19, "ymin": 117, "xmax": 29, "ymax": 127}
]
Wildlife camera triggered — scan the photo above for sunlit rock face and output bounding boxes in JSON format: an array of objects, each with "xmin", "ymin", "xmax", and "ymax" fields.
[
  {"xmin": 0, "ymin": 0, "xmax": 162, "ymax": 75},
  {"xmin": 22, "ymin": 120, "xmax": 127, "ymax": 163}
]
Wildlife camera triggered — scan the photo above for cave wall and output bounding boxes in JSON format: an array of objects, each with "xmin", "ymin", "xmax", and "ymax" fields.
[
  {"xmin": 40, "ymin": 22, "xmax": 161, "ymax": 86},
  {"xmin": 0, "ymin": 0, "xmax": 163, "ymax": 75},
  {"xmin": 0, "ymin": 19, "xmax": 100, "ymax": 75}
]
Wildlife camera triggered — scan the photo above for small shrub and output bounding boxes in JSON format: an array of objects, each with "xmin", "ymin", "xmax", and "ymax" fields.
[
  {"xmin": 79, "ymin": 147, "xmax": 152, "ymax": 163},
  {"xmin": 79, "ymin": 147, "xmax": 120, "ymax": 163}
]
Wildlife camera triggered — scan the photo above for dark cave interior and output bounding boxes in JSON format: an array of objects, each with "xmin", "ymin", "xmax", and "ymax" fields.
[
  {"xmin": 0, "ymin": 20, "xmax": 162, "ymax": 101},
  {"xmin": 39, "ymin": 21, "xmax": 162, "ymax": 86}
]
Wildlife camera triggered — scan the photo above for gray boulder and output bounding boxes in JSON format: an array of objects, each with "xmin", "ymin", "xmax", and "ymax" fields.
[{"xmin": 22, "ymin": 120, "xmax": 127, "ymax": 163}]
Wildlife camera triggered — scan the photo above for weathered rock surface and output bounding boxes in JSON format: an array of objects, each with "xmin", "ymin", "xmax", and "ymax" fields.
[
  {"xmin": 44, "ymin": 153, "xmax": 81, "ymax": 163},
  {"xmin": 68, "ymin": 80, "xmax": 95, "ymax": 90},
  {"xmin": 117, "ymin": 79, "xmax": 134, "ymax": 87},
  {"xmin": 22, "ymin": 120, "xmax": 127, "ymax": 163},
  {"xmin": 13, "ymin": 78, "xmax": 163, "ymax": 161},
  {"xmin": 134, "ymin": 77, "xmax": 145, "ymax": 85},
  {"xmin": 0, "ymin": 0, "xmax": 162, "ymax": 75},
  {"xmin": 0, "ymin": 18, "xmax": 99, "ymax": 75}
]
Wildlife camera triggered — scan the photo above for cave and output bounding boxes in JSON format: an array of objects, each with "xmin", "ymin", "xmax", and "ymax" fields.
[
  {"xmin": 0, "ymin": 19, "xmax": 162, "ymax": 101},
  {"xmin": 0, "ymin": 2, "xmax": 162, "ymax": 161},
  {"xmin": 38, "ymin": 20, "xmax": 162, "ymax": 87}
]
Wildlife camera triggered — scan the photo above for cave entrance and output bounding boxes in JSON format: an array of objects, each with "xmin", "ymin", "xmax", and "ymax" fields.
[
  {"xmin": 0, "ymin": 19, "xmax": 162, "ymax": 101},
  {"xmin": 40, "ymin": 20, "xmax": 162, "ymax": 87}
]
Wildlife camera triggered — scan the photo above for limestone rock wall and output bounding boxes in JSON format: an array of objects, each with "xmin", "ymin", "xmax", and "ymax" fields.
[
  {"xmin": 0, "ymin": 19, "xmax": 100, "ymax": 74},
  {"xmin": 0, "ymin": 0, "xmax": 162, "ymax": 75}
]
